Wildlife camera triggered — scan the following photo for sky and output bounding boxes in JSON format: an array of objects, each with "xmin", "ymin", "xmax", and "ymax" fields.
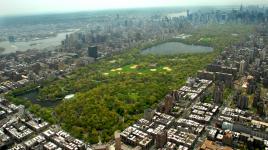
[{"xmin": 1, "ymin": 0, "xmax": 268, "ymax": 16}]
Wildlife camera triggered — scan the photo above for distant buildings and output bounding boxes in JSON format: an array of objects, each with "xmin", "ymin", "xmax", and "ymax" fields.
[
  {"xmin": 260, "ymin": 49, "xmax": 266, "ymax": 61},
  {"xmin": 8, "ymin": 36, "xmax": 16, "ymax": 43}
]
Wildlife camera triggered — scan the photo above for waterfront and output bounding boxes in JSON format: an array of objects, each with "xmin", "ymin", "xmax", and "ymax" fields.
[{"xmin": 0, "ymin": 30, "xmax": 78, "ymax": 54}]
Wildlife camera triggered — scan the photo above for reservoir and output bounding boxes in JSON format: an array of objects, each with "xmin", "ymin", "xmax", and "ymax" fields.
[{"xmin": 142, "ymin": 42, "xmax": 213, "ymax": 55}]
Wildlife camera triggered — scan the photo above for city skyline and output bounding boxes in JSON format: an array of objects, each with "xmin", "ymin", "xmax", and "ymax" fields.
[{"xmin": 1, "ymin": 0, "xmax": 268, "ymax": 16}]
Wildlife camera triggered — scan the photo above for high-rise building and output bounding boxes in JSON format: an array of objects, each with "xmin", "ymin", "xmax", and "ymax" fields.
[
  {"xmin": 249, "ymin": 49, "xmax": 254, "ymax": 63},
  {"xmin": 260, "ymin": 49, "xmax": 266, "ymax": 61},
  {"xmin": 233, "ymin": 90, "xmax": 242, "ymax": 104},
  {"xmin": 263, "ymin": 77, "xmax": 268, "ymax": 88},
  {"xmin": 64, "ymin": 34, "xmax": 70, "ymax": 50},
  {"xmin": 253, "ymin": 89, "xmax": 261, "ymax": 108},
  {"xmin": 239, "ymin": 60, "xmax": 245, "ymax": 75},
  {"xmin": 247, "ymin": 77, "xmax": 257, "ymax": 94},
  {"xmin": 222, "ymin": 131, "xmax": 233, "ymax": 146},
  {"xmin": 114, "ymin": 131, "xmax": 121, "ymax": 150},
  {"xmin": 215, "ymin": 72, "xmax": 233, "ymax": 88},
  {"xmin": 240, "ymin": 4, "xmax": 244, "ymax": 12},
  {"xmin": 187, "ymin": 10, "xmax": 190, "ymax": 17},
  {"xmin": 8, "ymin": 36, "xmax": 16, "ymax": 42},
  {"xmin": 88, "ymin": 46, "xmax": 98, "ymax": 59},
  {"xmin": 237, "ymin": 95, "xmax": 248, "ymax": 109},
  {"xmin": 144, "ymin": 109, "xmax": 155, "ymax": 121},
  {"xmin": 170, "ymin": 90, "xmax": 181, "ymax": 101},
  {"xmin": 257, "ymin": 101, "xmax": 265, "ymax": 116},
  {"xmin": 255, "ymin": 58, "xmax": 261, "ymax": 66},
  {"xmin": 164, "ymin": 94, "xmax": 174, "ymax": 114},
  {"xmin": 213, "ymin": 81, "xmax": 224, "ymax": 104},
  {"xmin": 155, "ymin": 130, "xmax": 167, "ymax": 148},
  {"xmin": 197, "ymin": 70, "xmax": 214, "ymax": 81}
]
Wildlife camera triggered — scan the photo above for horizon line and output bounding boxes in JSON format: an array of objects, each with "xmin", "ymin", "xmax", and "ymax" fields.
[{"xmin": 0, "ymin": 4, "xmax": 267, "ymax": 18}]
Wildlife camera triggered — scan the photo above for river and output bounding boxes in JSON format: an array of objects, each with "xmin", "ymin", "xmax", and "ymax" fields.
[{"xmin": 0, "ymin": 30, "xmax": 78, "ymax": 54}]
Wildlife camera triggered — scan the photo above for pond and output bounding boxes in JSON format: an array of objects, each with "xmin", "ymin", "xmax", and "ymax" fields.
[
  {"xmin": 18, "ymin": 89, "xmax": 61, "ymax": 108},
  {"xmin": 142, "ymin": 42, "xmax": 213, "ymax": 55}
]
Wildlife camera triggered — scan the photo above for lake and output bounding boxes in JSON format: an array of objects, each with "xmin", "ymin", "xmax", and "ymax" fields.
[
  {"xmin": 142, "ymin": 42, "xmax": 213, "ymax": 55},
  {"xmin": 18, "ymin": 89, "xmax": 61, "ymax": 108}
]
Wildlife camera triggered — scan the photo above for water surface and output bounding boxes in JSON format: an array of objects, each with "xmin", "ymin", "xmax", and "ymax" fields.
[
  {"xmin": 0, "ymin": 30, "xmax": 78, "ymax": 54},
  {"xmin": 18, "ymin": 89, "xmax": 60, "ymax": 108},
  {"xmin": 142, "ymin": 42, "xmax": 213, "ymax": 55}
]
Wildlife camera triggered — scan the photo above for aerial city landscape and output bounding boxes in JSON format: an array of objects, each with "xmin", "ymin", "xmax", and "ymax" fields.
[{"xmin": 0, "ymin": 0, "xmax": 268, "ymax": 150}]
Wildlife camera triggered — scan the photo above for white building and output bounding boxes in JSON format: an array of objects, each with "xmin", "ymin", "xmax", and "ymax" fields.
[{"xmin": 239, "ymin": 60, "xmax": 245, "ymax": 75}]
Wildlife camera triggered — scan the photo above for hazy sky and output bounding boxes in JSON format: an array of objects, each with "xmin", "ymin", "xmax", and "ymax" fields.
[{"xmin": 1, "ymin": 0, "xmax": 268, "ymax": 16}]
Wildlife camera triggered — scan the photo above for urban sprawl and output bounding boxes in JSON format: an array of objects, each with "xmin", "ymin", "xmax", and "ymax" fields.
[{"xmin": 0, "ymin": 5, "xmax": 268, "ymax": 150}]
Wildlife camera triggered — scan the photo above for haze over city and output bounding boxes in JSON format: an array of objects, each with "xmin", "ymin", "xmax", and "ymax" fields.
[{"xmin": 1, "ymin": 0, "xmax": 268, "ymax": 16}]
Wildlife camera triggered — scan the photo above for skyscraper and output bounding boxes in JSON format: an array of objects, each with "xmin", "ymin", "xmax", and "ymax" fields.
[
  {"xmin": 239, "ymin": 60, "xmax": 245, "ymax": 75},
  {"xmin": 187, "ymin": 10, "xmax": 190, "ymax": 17},
  {"xmin": 257, "ymin": 101, "xmax": 265, "ymax": 116},
  {"xmin": 260, "ymin": 49, "xmax": 266, "ymax": 61},
  {"xmin": 144, "ymin": 109, "xmax": 155, "ymax": 121},
  {"xmin": 253, "ymin": 89, "xmax": 261, "ymax": 108},
  {"xmin": 223, "ymin": 131, "xmax": 233, "ymax": 146},
  {"xmin": 155, "ymin": 130, "xmax": 167, "ymax": 148},
  {"xmin": 247, "ymin": 77, "xmax": 257, "ymax": 94},
  {"xmin": 164, "ymin": 94, "xmax": 174, "ymax": 114},
  {"xmin": 249, "ymin": 49, "xmax": 254, "ymax": 63},
  {"xmin": 88, "ymin": 46, "xmax": 98, "ymax": 59},
  {"xmin": 8, "ymin": 36, "xmax": 16, "ymax": 42},
  {"xmin": 255, "ymin": 58, "xmax": 261, "ymax": 66},
  {"xmin": 237, "ymin": 95, "xmax": 248, "ymax": 110},
  {"xmin": 114, "ymin": 131, "xmax": 121, "ymax": 150},
  {"xmin": 213, "ymin": 81, "xmax": 224, "ymax": 104}
]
